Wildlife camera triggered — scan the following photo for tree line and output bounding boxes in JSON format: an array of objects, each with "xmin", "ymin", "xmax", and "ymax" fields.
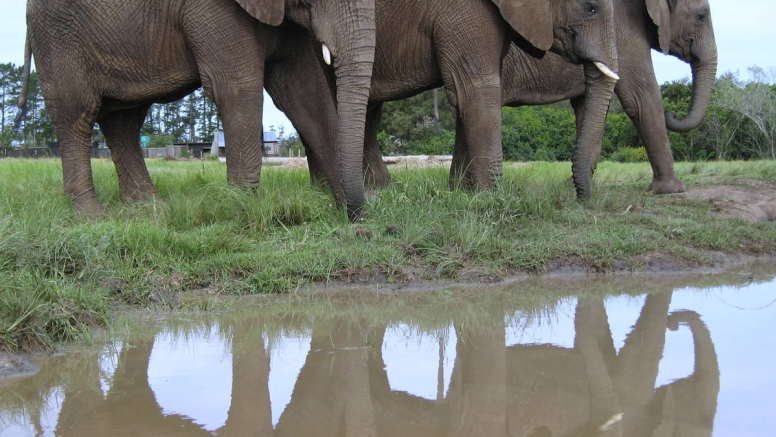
[
  {"xmin": 378, "ymin": 65, "xmax": 776, "ymax": 162},
  {"xmin": 2, "ymin": 61, "xmax": 774, "ymax": 161}
]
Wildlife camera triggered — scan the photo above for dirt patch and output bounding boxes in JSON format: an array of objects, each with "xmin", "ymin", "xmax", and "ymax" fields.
[
  {"xmin": 683, "ymin": 180, "xmax": 776, "ymax": 222},
  {"xmin": 271, "ymin": 155, "xmax": 456, "ymax": 170},
  {"xmin": 383, "ymin": 155, "xmax": 452, "ymax": 168},
  {"xmin": 279, "ymin": 157, "xmax": 310, "ymax": 169}
]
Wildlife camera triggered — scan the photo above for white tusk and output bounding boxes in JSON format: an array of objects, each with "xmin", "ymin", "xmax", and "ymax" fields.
[
  {"xmin": 594, "ymin": 62, "xmax": 620, "ymax": 81},
  {"xmin": 599, "ymin": 413, "xmax": 624, "ymax": 432},
  {"xmin": 322, "ymin": 44, "xmax": 332, "ymax": 66}
]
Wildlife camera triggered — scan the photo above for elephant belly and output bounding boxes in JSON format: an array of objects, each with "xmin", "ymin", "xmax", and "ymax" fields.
[{"xmin": 369, "ymin": 0, "xmax": 442, "ymax": 102}]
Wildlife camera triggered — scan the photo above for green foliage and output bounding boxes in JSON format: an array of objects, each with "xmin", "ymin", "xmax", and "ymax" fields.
[
  {"xmin": 663, "ymin": 68, "xmax": 776, "ymax": 161},
  {"xmin": 282, "ymin": 133, "xmax": 305, "ymax": 157},
  {"xmin": 372, "ymin": 66, "xmax": 774, "ymax": 164},
  {"xmin": 602, "ymin": 111, "xmax": 641, "ymax": 156},
  {"xmin": 377, "ymin": 89, "xmax": 455, "ymax": 155},
  {"xmin": 0, "ymin": 127, "xmax": 13, "ymax": 150},
  {"xmin": 502, "ymin": 106, "xmax": 576, "ymax": 161},
  {"xmin": 405, "ymin": 129, "xmax": 455, "ymax": 155},
  {"xmin": 533, "ymin": 147, "xmax": 555, "ymax": 162},
  {"xmin": 610, "ymin": 147, "xmax": 648, "ymax": 163},
  {"xmin": 146, "ymin": 134, "xmax": 177, "ymax": 148},
  {"xmin": 142, "ymin": 90, "xmax": 219, "ymax": 143},
  {"xmin": 1, "ymin": 63, "xmax": 55, "ymax": 148}
]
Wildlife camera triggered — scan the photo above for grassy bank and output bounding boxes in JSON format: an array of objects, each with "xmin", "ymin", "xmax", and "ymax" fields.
[{"xmin": 1, "ymin": 158, "xmax": 775, "ymax": 351}]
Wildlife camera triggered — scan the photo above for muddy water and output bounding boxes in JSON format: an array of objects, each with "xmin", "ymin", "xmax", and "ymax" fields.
[{"xmin": 2, "ymin": 270, "xmax": 776, "ymax": 436}]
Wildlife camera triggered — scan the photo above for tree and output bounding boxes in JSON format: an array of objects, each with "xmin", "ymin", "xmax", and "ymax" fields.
[
  {"xmin": 377, "ymin": 89, "xmax": 455, "ymax": 155},
  {"xmin": 714, "ymin": 67, "xmax": 776, "ymax": 159},
  {"xmin": 501, "ymin": 105, "xmax": 576, "ymax": 161},
  {"xmin": 140, "ymin": 89, "xmax": 220, "ymax": 143},
  {"xmin": 0, "ymin": 63, "xmax": 22, "ymax": 134},
  {"xmin": 20, "ymin": 72, "xmax": 56, "ymax": 147}
]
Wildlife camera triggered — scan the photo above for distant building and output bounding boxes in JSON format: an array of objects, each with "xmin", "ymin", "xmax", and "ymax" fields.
[{"xmin": 212, "ymin": 130, "xmax": 280, "ymax": 157}]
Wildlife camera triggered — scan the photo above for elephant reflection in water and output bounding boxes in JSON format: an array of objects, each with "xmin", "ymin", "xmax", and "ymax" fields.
[
  {"xmin": 14, "ymin": 291, "xmax": 717, "ymax": 436},
  {"xmin": 44, "ymin": 320, "xmax": 275, "ymax": 436},
  {"xmin": 273, "ymin": 318, "xmax": 380, "ymax": 437},
  {"xmin": 53, "ymin": 334, "xmax": 212, "ymax": 436},
  {"xmin": 267, "ymin": 294, "xmax": 719, "ymax": 437},
  {"xmin": 507, "ymin": 293, "xmax": 720, "ymax": 437}
]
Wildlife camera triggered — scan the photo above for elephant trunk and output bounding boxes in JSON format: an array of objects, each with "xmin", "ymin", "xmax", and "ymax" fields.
[
  {"xmin": 332, "ymin": 11, "xmax": 376, "ymax": 222},
  {"xmin": 572, "ymin": 63, "xmax": 618, "ymax": 201},
  {"xmin": 665, "ymin": 30, "xmax": 718, "ymax": 132}
]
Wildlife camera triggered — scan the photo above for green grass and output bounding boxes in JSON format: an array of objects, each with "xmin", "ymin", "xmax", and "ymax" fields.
[{"xmin": 1, "ymin": 157, "xmax": 775, "ymax": 351}]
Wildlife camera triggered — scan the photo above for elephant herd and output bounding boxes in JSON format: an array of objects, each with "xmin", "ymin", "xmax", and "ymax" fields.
[{"xmin": 16, "ymin": 0, "xmax": 717, "ymax": 221}]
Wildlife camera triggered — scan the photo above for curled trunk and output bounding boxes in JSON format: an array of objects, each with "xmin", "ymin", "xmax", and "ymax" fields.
[
  {"xmin": 665, "ymin": 29, "xmax": 718, "ymax": 133},
  {"xmin": 664, "ymin": 57, "xmax": 718, "ymax": 133}
]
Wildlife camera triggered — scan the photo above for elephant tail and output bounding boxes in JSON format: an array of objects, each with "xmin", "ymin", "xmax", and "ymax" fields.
[{"xmin": 14, "ymin": 30, "xmax": 32, "ymax": 131}]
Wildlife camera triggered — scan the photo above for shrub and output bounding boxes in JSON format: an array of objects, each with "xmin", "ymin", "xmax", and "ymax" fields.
[
  {"xmin": 406, "ymin": 129, "xmax": 455, "ymax": 155},
  {"xmin": 610, "ymin": 147, "xmax": 648, "ymax": 163},
  {"xmin": 533, "ymin": 147, "xmax": 556, "ymax": 162}
]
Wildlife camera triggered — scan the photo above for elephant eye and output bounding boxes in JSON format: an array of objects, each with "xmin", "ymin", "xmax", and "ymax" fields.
[
  {"xmin": 696, "ymin": 13, "xmax": 707, "ymax": 23},
  {"xmin": 584, "ymin": 2, "xmax": 598, "ymax": 16}
]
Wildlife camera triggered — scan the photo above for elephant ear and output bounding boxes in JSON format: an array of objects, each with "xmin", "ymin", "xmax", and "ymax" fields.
[
  {"xmin": 491, "ymin": 0, "xmax": 553, "ymax": 52},
  {"xmin": 646, "ymin": 0, "xmax": 672, "ymax": 54},
  {"xmin": 232, "ymin": 0, "xmax": 285, "ymax": 26}
]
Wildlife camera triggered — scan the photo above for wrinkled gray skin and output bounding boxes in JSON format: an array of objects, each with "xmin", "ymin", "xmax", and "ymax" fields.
[
  {"xmin": 302, "ymin": 0, "xmax": 620, "ymax": 202},
  {"xmin": 359, "ymin": 0, "xmax": 717, "ymax": 196},
  {"xmin": 18, "ymin": 0, "xmax": 374, "ymax": 218},
  {"xmin": 291, "ymin": 0, "xmax": 618, "ymax": 205}
]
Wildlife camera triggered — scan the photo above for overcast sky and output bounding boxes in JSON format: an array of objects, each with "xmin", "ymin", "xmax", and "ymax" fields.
[{"xmin": 1, "ymin": 0, "xmax": 773, "ymax": 134}]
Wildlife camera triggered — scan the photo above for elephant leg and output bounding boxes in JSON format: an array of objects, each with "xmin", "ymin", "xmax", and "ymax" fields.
[
  {"xmin": 574, "ymin": 298, "xmax": 623, "ymax": 434},
  {"xmin": 205, "ymin": 75, "xmax": 265, "ymax": 188},
  {"xmin": 301, "ymin": 135, "xmax": 329, "ymax": 189},
  {"xmin": 363, "ymin": 103, "xmax": 391, "ymax": 189},
  {"xmin": 46, "ymin": 93, "xmax": 105, "ymax": 216},
  {"xmin": 98, "ymin": 105, "xmax": 159, "ymax": 203},
  {"xmin": 612, "ymin": 292, "xmax": 672, "ymax": 435},
  {"xmin": 188, "ymin": 14, "xmax": 267, "ymax": 188},
  {"xmin": 615, "ymin": 72, "xmax": 686, "ymax": 194},
  {"xmin": 437, "ymin": 28, "xmax": 505, "ymax": 190},
  {"xmin": 265, "ymin": 40, "xmax": 342, "ymax": 200},
  {"xmin": 448, "ymin": 121, "xmax": 470, "ymax": 190},
  {"xmin": 445, "ymin": 79, "xmax": 503, "ymax": 190},
  {"xmin": 450, "ymin": 321, "xmax": 508, "ymax": 437}
]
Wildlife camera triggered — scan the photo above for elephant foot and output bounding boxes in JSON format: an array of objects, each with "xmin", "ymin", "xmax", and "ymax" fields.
[
  {"xmin": 448, "ymin": 168, "xmax": 500, "ymax": 191},
  {"xmin": 73, "ymin": 195, "xmax": 108, "ymax": 218},
  {"xmin": 226, "ymin": 167, "xmax": 262, "ymax": 189},
  {"xmin": 649, "ymin": 176, "xmax": 687, "ymax": 194}
]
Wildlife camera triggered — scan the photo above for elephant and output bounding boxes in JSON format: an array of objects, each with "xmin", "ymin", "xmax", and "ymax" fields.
[
  {"xmin": 269, "ymin": 0, "xmax": 621, "ymax": 204},
  {"xmin": 314, "ymin": 0, "xmax": 621, "ymax": 208},
  {"xmin": 358, "ymin": 0, "xmax": 718, "ymax": 196},
  {"xmin": 17, "ymin": 0, "xmax": 375, "ymax": 217}
]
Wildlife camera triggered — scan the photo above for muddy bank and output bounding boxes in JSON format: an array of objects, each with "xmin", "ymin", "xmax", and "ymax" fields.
[
  {"xmin": 0, "ymin": 353, "xmax": 39, "ymax": 382},
  {"xmin": 321, "ymin": 251, "xmax": 776, "ymax": 292}
]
